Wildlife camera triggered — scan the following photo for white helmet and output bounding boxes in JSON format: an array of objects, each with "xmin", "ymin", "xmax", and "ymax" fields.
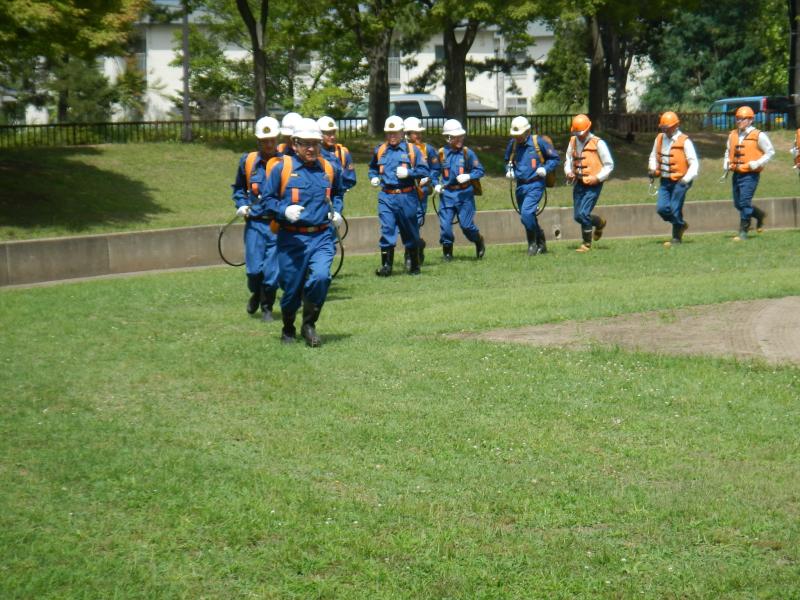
[
  {"xmin": 442, "ymin": 118, "xmax": 466, "ymax": 137},
  {"xmin": 254, "ymin": 116, "xmax": 280, "ymax": 139},
  {"xmin": 509, "ymin": 115, "xmax": 531, "ymax": 136},
  {"xmin": 280, "ymin": 112, "xmax": 302, "ymax": 136},
  {"xmin": 384, "ymin": 115, "xmax": 404, "ymax": 132},
  {"xmin": 292, "ymin": 117, "xmax": 323, "ymax": 141},
  {"xmin": 316, "ymin": 115, "xmax": 337, "ymax": 132},
  {"xmin": 403, "ymin": 116, "xmax": 425, "ymax": 132}
]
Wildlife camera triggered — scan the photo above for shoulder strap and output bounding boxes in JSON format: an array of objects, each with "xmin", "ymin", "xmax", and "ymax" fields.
[
  {"xmin": 320, "ymin": 157, "xmax": 334, "ymax": 183},
  {"xmin": 407, "ymin": 142, "xmax": 416, "ymax": 166},
  {"xmin": 531, "ymin": 135, "xmax": 545, "ymax": 163},
  {"xmin": 278, "ymin": 155, "xmax": 293, "ymax": 197},
  {"xmin": 244, "ymin": 151, "xmax": 259, "ymax": 191},
  {"xmin": 376, "ymin": 142, "xmax": 388, "ymax": 162},
  {"xmin": 438, "ymin": 147, "xmax": 445, "ymax": 162}
]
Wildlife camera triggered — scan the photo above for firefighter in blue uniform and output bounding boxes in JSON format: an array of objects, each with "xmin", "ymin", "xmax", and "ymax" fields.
[
  {"xmin": 504, "ymin": 115, "xmax": 560, "ymax": 255},
  {"xmin": 403, "ymin": 116, "xmax": 439, "ymax": 267},
  {"xmin": 434, "ymin": 118, "xmax": 486, "ymax": 260},
  {"xmin": 369, "ymin": 115, "xmax": 430, "ymax": 276},
  {"xmin": 264, "ymin": 118, "xmax": 344, "ymax": 347},
  {"xmin": 318, "ymin": 115, "xmax": 357, "ymax": 198},
  {"xmin": 231, "ymin": 115, "xmax": 282, "ymax": 321},
  {"xmin": 277, "ymin": 112, "xmax": 301, "ymax": 156}
]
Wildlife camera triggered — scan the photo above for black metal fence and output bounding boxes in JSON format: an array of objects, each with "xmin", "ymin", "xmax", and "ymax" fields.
[{"xmin": 0, "ymin": 112, "xmax": 792, "ymax": 148}]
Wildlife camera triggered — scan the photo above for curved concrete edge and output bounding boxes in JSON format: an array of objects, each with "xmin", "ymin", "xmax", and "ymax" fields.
[{"xmin": 1, "ymin": 197, "xmax": 797, "ymax": 287}]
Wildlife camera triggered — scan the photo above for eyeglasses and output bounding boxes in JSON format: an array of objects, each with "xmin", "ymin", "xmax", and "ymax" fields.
[
  {"xmin": 735, "ymin": 117, "xmax": 750, "ymax": 122},
  {"xmin": 295, "ymin": 140, "xmax": 321, "ymax": 148}
]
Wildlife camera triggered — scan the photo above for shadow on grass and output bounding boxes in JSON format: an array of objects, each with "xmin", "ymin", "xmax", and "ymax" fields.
[{"xmin": 0, "ymin": 146, "xmax": 168, "ymax": 238}]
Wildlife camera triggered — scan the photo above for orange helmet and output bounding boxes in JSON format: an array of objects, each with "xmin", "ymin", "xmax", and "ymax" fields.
[
  {"xmin": 659, "ymin": 111, "xmax": 680, "ymax": 128},
  {"xmin": 571, "ymin": 114, "xmax": 592, "ymax": 133},
  {"xmin": 735, "ymin": 106, "xmax": 755, "ymax": 119}
]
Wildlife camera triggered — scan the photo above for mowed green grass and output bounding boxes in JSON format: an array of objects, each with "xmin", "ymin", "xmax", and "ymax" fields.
[
  {"xmin": 2, "ymin": 232, "xmax": 799, "ymax": 598},
  {"xmin": 2, "ymin": 130, "xmax": 799, "ymax": 241}
]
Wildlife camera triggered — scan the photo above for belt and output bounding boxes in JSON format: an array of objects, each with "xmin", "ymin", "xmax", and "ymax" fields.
[
  {"xmin": 246, "ymin": 215, "xmax": 272, "ymax": 223},
  {"xmin": 445, "ymin": 183, "xmax": 471, "ymax": 191},
  {"xmin": 281, "ymin": 222, "xmax": 329, "ymax": 233},
  {"xmin": 517, "ymin": 176, "xmax": 542, "ymax": 185},
  {"xmin": 382, "ymin": 186, "xmax": 414, "ymax": 194}
]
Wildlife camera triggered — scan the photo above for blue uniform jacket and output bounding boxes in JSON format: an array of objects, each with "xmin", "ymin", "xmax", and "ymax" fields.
[
  {"xmin": 264, "ymin": 155, "xmax": 343, "ymax": 227},
  {"xmin": 368, "ymin": 140, "xmax": 430, "ymax": 188},
  {"xmin": 504, "ymin": 134, "xmax": 560, "ymax": 182},
  {"xmin": 436, "ymin": 145, "xmax": 485, "ymax": 188},
  {"xmin": 231, "ymin": 150, "xmax": 284, "ymax": 217},
  {"xmin": 321, "ymin": 144, "xmax": 357, "ymax": 197}
]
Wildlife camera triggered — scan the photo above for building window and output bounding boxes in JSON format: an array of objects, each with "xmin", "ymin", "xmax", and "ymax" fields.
[
  {"xmin": 508, "ymin": 50, "xmax": 528, "ymax": 78},
  {"xmin": 388, "ymin": 47, "xmax": 401, "ymax": 83},
  {"xmin": 435, "ymin": 45, "xmax": 444, "ymax": 61},
  {"xmin": 506, "ymin": 96, "xmax": 528, "ymax": 114}
]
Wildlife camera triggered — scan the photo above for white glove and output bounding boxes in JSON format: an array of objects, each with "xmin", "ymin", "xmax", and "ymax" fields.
[
  {"xmin": 434, "ymin": 184, "xmax": 443, "ymax": 194},
  {"xmin": 679, "ymin": 177, "xmax": 689, "ymax": 185},
  {"xmin": 536, "ymin": 167, "xmax": 547, "ymax": 178},
  {"xmin": 370, "ymin": 177, "xmax": 380, "ymax": 187},
  {"xmin": 419, "ymin": 177, "xmax": 430, "ymax": 186},
  {"xmin": 284, "ymin": 205, "xmax": 304, "ymax": 223},
  {"xmin": 236, "ymin": 205, "xmax": 250, "ymax": 217},
  {"xmin": 456, "ymin": 173, "xmax": 471, "ymax": 184},
  {"xmin": 748, "ymin": 160, "xmax": 759, "ymax": 171},
  {"xmin": 505, "ymin": 168, "xmax": 515, "ymax": 179},
  {"xmin": 396, "ymin": 166, "xmax": 409, "ymax": 178},
  {"xmin": 330, "ymin": 211, "xmax": 344, "ymax": 228}
]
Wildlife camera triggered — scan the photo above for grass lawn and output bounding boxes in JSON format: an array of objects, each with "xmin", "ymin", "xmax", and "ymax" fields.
[
  {"xmin": 2, "ymin": 231, "xmax": 799, "ymax": 598},
  {"xmin": 1, "ymin": 130, "xmax": 799, "ymax": 241}
]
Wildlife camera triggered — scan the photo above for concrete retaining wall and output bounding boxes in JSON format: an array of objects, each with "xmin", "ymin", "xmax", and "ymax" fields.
[{"xmin": 2, "ymin": 197, "xmax": 797, "ymax": 287}]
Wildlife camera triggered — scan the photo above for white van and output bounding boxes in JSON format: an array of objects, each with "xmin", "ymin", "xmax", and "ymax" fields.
[{"xmin": 337, "ymin": 94, "xmax": 446, "ymax": 133}]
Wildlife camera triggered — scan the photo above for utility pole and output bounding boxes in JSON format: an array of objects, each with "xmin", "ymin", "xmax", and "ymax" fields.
[{"xmin": 181, "ymin": 0, "xmax": 192, "ymax": 142}]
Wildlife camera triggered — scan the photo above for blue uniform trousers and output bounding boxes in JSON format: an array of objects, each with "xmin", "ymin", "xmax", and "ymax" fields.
[
  {"xmin": 277, "ymin": 228, "xmax": 335, "ymax": 315},
  {"xmin": 378, "ymin": 191, "xmax": 421, "ymax": 250},
  {"xmin": 656, "ymin": 179, "xmax": 690, "ymax": 227},
  {"xmin": 573, "ymin": 183, "xmax": 603, "ymax": 229},
  {"xmin": 438, "ymin": 189, "xmax": 480, "ymax": 245},
  {"xmin": 517, "ymin": 181, "xmax": 545, "ymax": 235},
  {"xmin": 732, "ymin": 172, "xmax": 759, "ymax": 221},
  {"xmin": 244, "ymin": 219, "xmax": 279, "ymax": 293}
]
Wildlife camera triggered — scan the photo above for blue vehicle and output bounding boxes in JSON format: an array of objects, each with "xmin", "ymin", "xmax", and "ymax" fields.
[{"xmin": 704, "ymin": 96, "xmax": 791, "ymax": 130}]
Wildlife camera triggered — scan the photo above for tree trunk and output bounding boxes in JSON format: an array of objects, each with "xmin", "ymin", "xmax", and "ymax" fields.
[
  {"xmin": 587, "ymin": 15, "xmax": 608, "ymax": 130},
  {"xmin": 181, "ymin": 1, "xmax": 191, "ymax": 142},
  {"xmin": 443, "ymin": 20, "xmax": 479, "ymax": 124},
  {"xmin": 602, "ymin": 19, "xmax": 629, "ymax": 114},
  {"xmin": 367, "ymin": 31, "xmax": 392, "ymax": 136},
  {"xmin": 57, "ymin": 55, "xmax": 69, "ymax": 123},
  {"xmin": 236, "ymin": 0, "xmax": 268, "ymax": 117},
  {"xmin": 790, "ymin": 0, "xmax": 800, "ymax": 128}
]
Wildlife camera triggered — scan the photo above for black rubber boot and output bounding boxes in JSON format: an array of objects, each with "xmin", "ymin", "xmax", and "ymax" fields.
[
  {"xmin": 669, "ymin": 223, "xmax": 682, "ymax": 245},
  {"xmin": 247, "ymin": 292, "xmax": 260, "ymax": 315},
  {"xmin": 591, "ymin": 215, "xmax": 607, "ymax": 241},
  {"xmin": 419, "ymin": 238, "xmax": 426, "ymax": 265},
  {"xmin": 526, "ymin": 229, "xmax": 539, "ymax": 256},
  {"xmin": 261, "ymin": 288, "xmax": 276, "ymax": 322},
  {"xmin": 442, "ymin": 244, "xmax": 453, "ymax": 262},
  {"xmin": 408, "ymin": 247, "xmax": 421, "ymax": 275},
  {"xmin": 300, "ymin": 302, "xmax": 322, "ymax": 347},
  {"xmin": 535, "ymin": 230, "xmax": 547, "ymax": 254},
  {"xmin": 404, "ymin": 249, "xmax": 411, "ymax": 271},
  {"xmin": 752, "ymin": 207, "xmax": 766, "ymax": 232},
  {"xmin": 475, "ymin": 234, "xmax": 486, "ymax": 259},
  {"xmin": 734, "ymin": 219, "xmax": 750, "ymax": 241},
  {"xmin": 281, "ymin": 312, "xmax": 296, "ymax": 343},
  {"xmin": 576, "ymin": 229, "xmax": 592, "ymax": 252},
  {"xmin": 375, "ymin": 248, "xmax": 394, "ymax": 277}
]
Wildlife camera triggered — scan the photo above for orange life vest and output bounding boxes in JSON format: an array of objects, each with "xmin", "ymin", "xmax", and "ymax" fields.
[
  {"xmin": 568, "ymin": 136, "xmax": 603, "ymax": 184},
  {"xmin": 728, "ymin": 128, "xmax": 764, "ymax": 173},
  {"xmin": 654, "ymin": 133, "xmax": 689, "ymax": 181}
]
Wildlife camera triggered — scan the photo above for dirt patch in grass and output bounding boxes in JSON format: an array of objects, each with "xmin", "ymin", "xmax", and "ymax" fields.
[{"xmin": 455, "ymin": 297, "xmax": 800, "ymax": 366}]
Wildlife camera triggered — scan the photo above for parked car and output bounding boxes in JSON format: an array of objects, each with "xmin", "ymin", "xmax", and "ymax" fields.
[
  {"xmin": 703, "ymin": 96, "xmax": 791, "ymax": 130},
  {"xmin": 336, "ymin": 94, "xmax": 446, "ymax": 134}
]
